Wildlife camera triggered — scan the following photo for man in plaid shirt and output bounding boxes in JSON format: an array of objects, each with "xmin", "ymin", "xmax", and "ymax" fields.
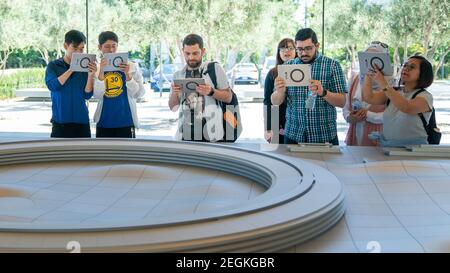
[{"xmin": 271, "ymin": 28, "xmax": 347, "ymax": 145}]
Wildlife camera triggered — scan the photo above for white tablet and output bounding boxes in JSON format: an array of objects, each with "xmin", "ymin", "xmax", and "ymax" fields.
[
  {"xmin": 70, "ymin": 53, "xmax": 97, "ymax": 72},
  {"xmin": 103, "ymin": 52, "xmax": 129, "ymax": 72},
  {"xmin": 278, "ymin": 64, "xmax": 311, "ymax": 87},
  {"xmin": 358, "ymin": 52, "xmax": 393, "ymax": 76},
  {"xmin": 174, "ymin": 78, "xmax": 205, "ymax": 95}
]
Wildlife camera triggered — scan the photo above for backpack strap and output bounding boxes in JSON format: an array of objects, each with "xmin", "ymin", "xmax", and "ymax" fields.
[
  {"xmin": 411, "ymin": 88, "xmax": 429, "ymax": 130},
  {"xmin": 388, "ymin": 88, "xmax": 429, "ymax": 135},
  {"xmin": 204, "ymin": 62, "xmax": 219, "ymax": 107},
  {"xmin": 206, "ymin": 62, "xmax": 218, "ymax": 89},
  {"xmin": 206, "ymin": 61, "xmax": 237, "ymax": 107},
  {"xmin": 417, "ymin": 112, "xmax": 429, "ymax": 133},
  {"xmin": 385, "ymin": 88, "xmax": 433, "ymax": 139},
  {"xmin": 411, "ymin": 88, "xmax": 426, "ymax": 99}
]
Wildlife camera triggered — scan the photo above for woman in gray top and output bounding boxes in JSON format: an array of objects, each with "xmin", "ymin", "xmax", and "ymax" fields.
[{"xmin": 362, "ymin": 56, "xmax": 434, "ymax": 146}]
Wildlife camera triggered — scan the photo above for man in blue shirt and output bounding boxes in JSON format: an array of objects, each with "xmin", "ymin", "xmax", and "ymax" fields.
[
  {"xmin": 45, "ymin": 30, "xmax": 96, "ymax": 138},
  {"xmin": 271, "ymin": 28, "xmax": 347, "ymax": 145}
]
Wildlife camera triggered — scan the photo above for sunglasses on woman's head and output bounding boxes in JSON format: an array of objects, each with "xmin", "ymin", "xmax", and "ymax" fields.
[{"xmin": 370, "ymin": 41, "xmax": 388, "ymax": 49}]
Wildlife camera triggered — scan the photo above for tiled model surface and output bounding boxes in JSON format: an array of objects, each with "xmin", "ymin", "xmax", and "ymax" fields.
[
  {"xmin": 2, "ymin": 140, "xmax": 448, "ymax": 252},
  {"xmin": 274, "ymin": 146, "xmax": 450, "ymax": 253},
  {"xmin": 0, "ymin": 162, "xmax": 265, "ymax": 224},
  {"xmin": 0, "ymin": 140, "xmax": 344, "ymax": 252}
]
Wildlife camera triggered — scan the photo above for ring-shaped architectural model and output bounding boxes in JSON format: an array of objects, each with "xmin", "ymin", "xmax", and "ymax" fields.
[{"xmin": 0, "ymin": 139, "xmax": 345, "ymax": 252}]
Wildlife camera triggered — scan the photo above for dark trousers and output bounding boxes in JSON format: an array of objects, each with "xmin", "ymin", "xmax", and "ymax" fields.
[
  {"xmin": 284, "ymin": 135, "xmax": 339, "ymax": 145},
  {"xmin": 51, "ymin": 122, "xmax": 91, "ymax": 138},
  {"xmin": 96, "ymin": 126, "xmax": 136, "ymax": 138}
]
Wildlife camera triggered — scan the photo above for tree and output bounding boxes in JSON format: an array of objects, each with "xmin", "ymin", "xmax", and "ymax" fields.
[
  {"xmin": 0, "ymin": 0, "xmax": 31, "ymax": 74},
  {"xmin": 27, "ymin": 0, "xmax": 85, "ymax": 64},
  {"xmin": 383, "ymin": 0, "xmax": 421, "ymax": 75},
  {"xmin": 127, "ymin": 0, "xmax": 286, "ymax": 68},
  {"xmin": 417, "ymin": 0, "xmax": 450, "ymax": 77},
  {"xmin": 87, "ymin": 0, "xmax": 139, "ymax": 54},
  {"xmin": 309, "ymin": 0, "xmax": 384, "ymax": 71},
  {"xmin": 307, "ymin": 0, "xmax": 449, "ymax": 79},
  {"xmin": 309, "ymin": 0, "xmax": 382, "ymax": 74},
  {"xmin": 0, "ymin": 0, "xmax": 306, "ymax": 72},
  {"xmin": 386, "ymin": 0, "xmax": 449, "ymax": 78}
]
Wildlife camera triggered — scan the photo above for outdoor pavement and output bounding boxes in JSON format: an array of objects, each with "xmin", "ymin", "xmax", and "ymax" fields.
[{"xmin": 0, "ymin": 82, "xmax": 449, "ymax": 144}]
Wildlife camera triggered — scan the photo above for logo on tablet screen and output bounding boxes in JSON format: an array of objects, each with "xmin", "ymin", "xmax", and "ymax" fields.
[
  {"xmin": 78, "ymin": 57, "xmax": 91, "ymax": 69},
  {"xmin": 286, "ymin": 68, "xmax": 305, "ymax": 83},
  {"xmin": 185, "ymin": 81, "xmax": 200, "ymax": 91},
  {"xmin": 104, "ymin": 72, "xmax": 123, "ymax": 98},
  {"xmin": 111, "ymin": 56, "xmax": 124, "ymax": 68},
  {"xmin": 370, "ymin": 57, "xmax": 384, "ymax": 71}
]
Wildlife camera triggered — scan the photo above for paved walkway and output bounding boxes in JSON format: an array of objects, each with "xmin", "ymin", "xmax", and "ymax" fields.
[{"xmin": 1, "ymin": 82, "xmax": 449, "ymax": 143}]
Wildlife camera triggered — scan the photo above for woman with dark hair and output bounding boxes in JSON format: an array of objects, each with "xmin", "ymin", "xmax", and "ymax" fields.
[
  {"xmin": 362, "ymin": 55, "xmax": 435, "ymax": 146},
  {"xmin": 263, "ymin": 38, "xmax": 297, "ymax": 143}
]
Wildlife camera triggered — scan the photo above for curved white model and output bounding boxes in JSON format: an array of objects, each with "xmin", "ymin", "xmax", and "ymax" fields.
[{"xmin": 0, "ymin": 139, "xmax": 345, "ymax": 252}]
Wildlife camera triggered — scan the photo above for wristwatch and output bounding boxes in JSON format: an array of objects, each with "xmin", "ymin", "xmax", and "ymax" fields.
[
  {"xmin": 319, "ymin": 89, "xmax": 328, "ymax": 97},
  {"xmin": 208, "ymin": 88, "xmax": 215, "ymax": 96}
]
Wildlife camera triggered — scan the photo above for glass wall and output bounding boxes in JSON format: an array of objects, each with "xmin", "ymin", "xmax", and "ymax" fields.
[{"xmin": 1, "ymin": 0, "xmax": 449, "ymax": 143}]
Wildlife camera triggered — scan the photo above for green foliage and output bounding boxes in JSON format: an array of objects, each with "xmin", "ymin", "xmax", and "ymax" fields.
[
  {"xmin": 250, "ymin": 52, "xmax": 260, "ymax": 65},
  {"xmin": 0, "ymin": 0, "xmax": 448, "ymax": 79},
  {"xmin": 1, "ymin": 0, "xmax": 300, "ymax": 69},
  {"xmin": 309, "ymin": 0, "xmax": 449, "ymax": 79},
  {"xmin": 6, "ymin": 48, "xmax": 50, "ymax": 68},
  {"xmin": 438, "ymin": 63, "xmax": 450, "ymax": 79},
  {"xmin": 0, "ymin": 68, "xmax": 46, "ymax": 99}
]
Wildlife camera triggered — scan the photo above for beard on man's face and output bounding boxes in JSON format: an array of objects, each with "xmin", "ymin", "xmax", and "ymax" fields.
[
  {"xmin": 301, "ymin": 51, "xmax": 317, "ymax": 64},
  {"xmin": 187, "ymin": 59, "xmax": 202, "ymax": 69}
]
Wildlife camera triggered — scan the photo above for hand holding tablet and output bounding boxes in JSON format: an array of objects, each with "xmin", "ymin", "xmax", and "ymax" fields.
[
  {"xmin": 358, "ymin": 52, "xmax": 393, "ymax": 76},
  {"xmin": 173, "ymin": 78, "xmax": 206, "ymax": 95},
  {"xmin": 70, "ymin": 53, "xmax": 97, "ymax": 72},
  {"xmin": 102, "ymin": 52, "xmax": 129, "ymax": 72},
  {"xmin": 278, "ymin": 64, "xmax": 311, "ymax": 87}
]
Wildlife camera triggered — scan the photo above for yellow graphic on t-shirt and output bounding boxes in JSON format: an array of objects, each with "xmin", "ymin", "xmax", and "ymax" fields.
[{"xmin": 104, "ymin": 72, "xmax": 123, "ymax": 98}]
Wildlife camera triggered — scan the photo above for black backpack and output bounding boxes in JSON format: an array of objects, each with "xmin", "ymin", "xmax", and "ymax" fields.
[
  {"xmin": 206, "ymin": 62, "xmax": 242, "ymax": 142},
  {"xmin": 387, "ymin": 88, "xmax": 441, "ymax": 144}
]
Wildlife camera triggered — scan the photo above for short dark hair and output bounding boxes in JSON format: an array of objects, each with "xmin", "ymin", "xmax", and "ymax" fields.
[
  {"xmin": 295, "ymin": 28, "xmax": 318, "ymax": 44},
  {"xmin": 98, "ymin": 31, "xmax": 118, "ymax": 45},
  {"xmin": 64, "ymin": 30, "xmax": 86, "ymax": 47},
  {"xmin": 183, "ymin": 34, "xmax": 204, "ymax": 49},
  {"xmin": 410, "ymin": 55, "xmax": 434, "ymax": 89}
]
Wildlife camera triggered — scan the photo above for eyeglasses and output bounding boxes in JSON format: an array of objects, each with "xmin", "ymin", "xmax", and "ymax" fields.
[
  {"xmin": 295, "ymin": 45, "xmax": 315, "ymax": 53},
  {"xmin": 279, "ymin": 47, "xmax": 295, "ymax": 53},
  {"xmin": 402, "ymin": 63, "xmax": 417, "ymax": 71},
  {"xmin": 370, "ymin": 41, "xmax": 388, "ymax": 49}
]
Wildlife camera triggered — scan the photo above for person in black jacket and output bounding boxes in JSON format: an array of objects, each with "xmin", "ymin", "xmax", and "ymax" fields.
[{"xmin": 263, "ymin": 38, "xmax": 297, "ymax": 143}]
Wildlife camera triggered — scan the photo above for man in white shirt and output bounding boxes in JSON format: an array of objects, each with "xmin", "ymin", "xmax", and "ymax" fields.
[{"xmin": 169, "ymin": 34, "xmax": 232, "ymax": 142}]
